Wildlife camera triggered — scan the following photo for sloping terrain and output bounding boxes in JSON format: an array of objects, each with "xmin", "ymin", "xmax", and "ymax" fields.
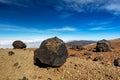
[
  {"xmin": 0, "ymin": 38, "xmax": 120, "ymax": 80},
  {"xmin": 66, "ymin": 40, "xmax": 96, "ymax": 47},
  {"xmin": 68, "ymin": 38, "xmax": 120, "ymax": 64}
]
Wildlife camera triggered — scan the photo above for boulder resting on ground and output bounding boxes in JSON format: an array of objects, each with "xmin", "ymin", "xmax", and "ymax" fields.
[
  {"xmin": 34, "ymin": 37, "xmax": 68, "ymax": 67},
  {"xmin": 96, "ymin": 39, "xmax": 112, "ymax": 52},
  {"xmin": 12, "ymin": 40, "xmax": 27, "ymax": 49}
]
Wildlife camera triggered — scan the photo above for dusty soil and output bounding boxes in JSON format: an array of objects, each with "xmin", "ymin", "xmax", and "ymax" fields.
[{"xmin": 0, "ymin": 38, "xmax": 120, "ymax": 80}]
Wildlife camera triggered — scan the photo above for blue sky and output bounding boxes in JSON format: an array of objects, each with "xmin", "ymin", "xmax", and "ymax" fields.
[{"xmin": 0, "ymin": 0, "xmax": 120, "ymax": 41}]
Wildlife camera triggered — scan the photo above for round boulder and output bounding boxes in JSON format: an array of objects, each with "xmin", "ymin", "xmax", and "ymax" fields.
[
  {"xmin": 96, "ymin": 39, "xmax": 112, "ymax": 52},
  {"xmin": 12, "ymin": 40, "xmax": 27, "ymax": 49},
  {"xmin": 34, "ymin": 37, "xmax": 68, "ymax": 67},
  {"xmin": 114, "ymin": 58, "xmax": 120, "ymax": 67}
]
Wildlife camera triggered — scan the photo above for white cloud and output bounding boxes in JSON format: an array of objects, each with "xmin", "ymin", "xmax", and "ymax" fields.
[
  {"xmin": 105, "ymin": 3, "xmax": 120, "ymax": 15},
  {"xmin": 56, "ymin": 0, "xmax": 120, "ymax": 15},
  {"xmin": 49, "ymin": 27, "xmax": 76, "ymax": 31},
  {"xmin": 0, "ymin": 24, "xmax": 76, "ymax": 32},
  {"xmin": 0, "ymin": 0, "xmax": 28, "ymax": 7},
  {"xmin": 0, "ymin": 24, "xmax": 44, "ymax": 33},
  {"xmin": 89, "ymin": 27, "xmax": 114, "ymax": 30},
  {"xmin": 88, "ymin": 21, "xmax": 111, "ymax": 25}
]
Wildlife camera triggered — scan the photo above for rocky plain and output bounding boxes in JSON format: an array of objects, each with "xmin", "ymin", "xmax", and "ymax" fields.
[{"xmin": 0, "ymin": 37, "xmax": 120, "ymax": 80}]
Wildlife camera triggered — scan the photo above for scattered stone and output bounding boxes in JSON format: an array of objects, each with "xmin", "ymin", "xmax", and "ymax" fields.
[
  {"xmin": 22, "ymin": 77, "xmax": 28, "ymax": 80},
  {"xmin": 38, "ymin": 76, "xmax": 42, "ymax": 79},
  {"xmin": 84, "ymin": 51, "xmax": 91, "ymax": 56},
  {"xmin": 46, "ymin": 67, "xmax": 51, "ymax": 70},
  {"xmin": 105, "ymin": 74, "xmax": 113, "ymax": 79},
  {"xmin": 47, "ymin": 78, "xmax": 52, "ymax": 80},
  {"xmin": 93, "ymin": 56, "xmax": 103, "ymax": 61},
  {"xmin": 19, "ymin": 76, "xmax": 28, "ymax": 80},
  {"xmin": 70, "ymin": 45, "xmax": 85, "ymax": 50},
  {"xmin": 12, "ymin": 40, "xmax": 27, "ymax": 49},
  {"xmin": 114, "ymin": 58, "xmax": 120, "ymax": 67},
  {"xmin": 69, "ymin": 54, "xmax": 78, "ymax": 57},
  {"xmin": 74, "ymin": 64, "xmax": 78, "ymax": 70},
  {"xmin": 18, "ymin": 66, "xmax": 21, "ymax": 69},
  {"xmin": 71, "ymin": 45, "xmax": 76, "ymax": 50},
  {"xmin": 34, "ymin": 37, "xmax": 68, "ymax": 67},
  {"xmin": 96, "ymin": 39, "xmax": 112, "ymax": 52},
  {"xmin": 8, "ymin": 51, "xmax": 15, "ymax": 56},
  {"xmin": 57, "ymin": 68, "xmax": 63, "ymax": 72},
  {"xmin": 76, "ymin": 45, "xmax": 85, "ymax": 50},
  {"xmin": 13, "ymin": 62, "xmax": 19, "ymax": 67}
]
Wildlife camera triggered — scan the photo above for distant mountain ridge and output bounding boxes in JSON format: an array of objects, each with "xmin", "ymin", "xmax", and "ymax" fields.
[{"xmin": 66, "ymin": 40, "xmax": 96, "ymax": 47}]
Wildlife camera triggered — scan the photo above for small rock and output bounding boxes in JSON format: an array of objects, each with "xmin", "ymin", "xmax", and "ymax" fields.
[
  {"xmin": 114, "ymin": 58, "xmax": 120, "ymax": 67},
  {"xmin": 69, "ymin": 54, "xmax": 77, "ymax": 57},
  {"xmin": 84, "ymin": 51, "xmax": 91, "ymax": 56},
  {"xmin": 22, "ymin": 76, "xmax": 28, "ymax": 80},
  {"xmin": 47, "ymin": 78, "xmax": 52, "ymax": 80},
  {"xmin": 38, "ymin": 76, "xmax": 42, "ymax": 79},
  {"xmin": 19, "ymin": 76, "xmax": 28, "ymax": 80},
  {"xmin": 13, "ymin": 62, "xmax": 19, "ymax": 67},
  {"xmin": 93, "ymin": 56, "xmax": 103, "ymax": 61},
  {"xmin": 8, "ymin": 51, "xmax": 15, "ymax": 56},
  {"xmin": 46, "ymin": 67, "xmax": 51, "ymax": 70},
  {"xmin": 57, "ymin": 68, "xmax": 63, "ymax": 72},
  {"xmin": 18, "ymin": 66, "xmax": 21, "ymax": 69}
]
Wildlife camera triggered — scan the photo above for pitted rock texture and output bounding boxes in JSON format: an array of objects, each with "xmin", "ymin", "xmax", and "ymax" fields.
[
  {"xmin": 12, "ymin": 40, "xmax": 26, "ymax": 49},
  {"xmin": 96, "ymin": 39, "xmax": 112, "ymax": 52},
  {"xmin": 34, "ymin": 37, "xmax": 68, "ymax": 67}
]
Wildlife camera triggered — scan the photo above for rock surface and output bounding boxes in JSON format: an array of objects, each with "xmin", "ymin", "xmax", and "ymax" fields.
[
  {"xmin": 12, "ymin": 40, "xmax": 27, "ymax": 49},
  {"xmin": 34, "ymin": 37, "xmax": 68, "ymax": 67},
  {"xmin": 96, "ymin": 39, "xmax": 112, "ymax": 52}
]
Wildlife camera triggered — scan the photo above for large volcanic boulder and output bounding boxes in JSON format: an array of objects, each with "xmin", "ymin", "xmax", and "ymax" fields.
[
  {"xmin": 96, "ymin": 39, "xmax": 112, "ymax": 52},
  {"xmin": 12, "ymin": 40, "xmax": 27, "ymax": 49},
  {"xmin": 34, "ymin": 37, "xmax": 68, "ymax": 67}
]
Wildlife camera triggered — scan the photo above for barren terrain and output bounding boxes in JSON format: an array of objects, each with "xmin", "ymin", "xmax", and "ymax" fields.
[{"xmin": 0, "ymin": 39, "xmax": 120, "ymax": 80}]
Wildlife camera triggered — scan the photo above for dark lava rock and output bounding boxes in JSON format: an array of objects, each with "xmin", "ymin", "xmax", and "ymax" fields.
[
  {"xmin": 96, "ymin": 39, "xmax": 112, "ymax": 52},
  {"xmin": 8, "ymin": 51, "xmax": 15, "ymax": 56},
  {"xmin": 84, "ymin": 51, "xmax": 91, "ymax": 56},
  {"xmin": 34, "ymin": 37, "xmax": 68, "ymax": 67},
  {"xmin": 47, "ymin": 78, "xmax": 52, "ymax": 80},
  {"xmin": 13, "ymin": 62, "xmax": 19, "ymax": 67},
  {"xmin": 12, "ymin": 40, "xmax": 27, "ymax": 49},
  {"xmin": 69, "ymin": 54, "xmax": 78, "ymax": 57},
  {"xmin": 70, "ymin": 45, "xmax": 84, "ymax": 50},
  {"xmin": 18, "ymin": 76, "xmax": 28, "ymax": 80},
  {"xmin": 114, "ymin": 58, "xmax": 120, "ymax": 67},
  {"xmin": 93, "ymin": 56, "xmax": 103, "ymax": 61}
]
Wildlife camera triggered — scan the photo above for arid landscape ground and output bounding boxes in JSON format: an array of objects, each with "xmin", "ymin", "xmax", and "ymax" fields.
[{"xmin": 0, "ymin": 38, "xmax": 120, "ymax": 80}]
